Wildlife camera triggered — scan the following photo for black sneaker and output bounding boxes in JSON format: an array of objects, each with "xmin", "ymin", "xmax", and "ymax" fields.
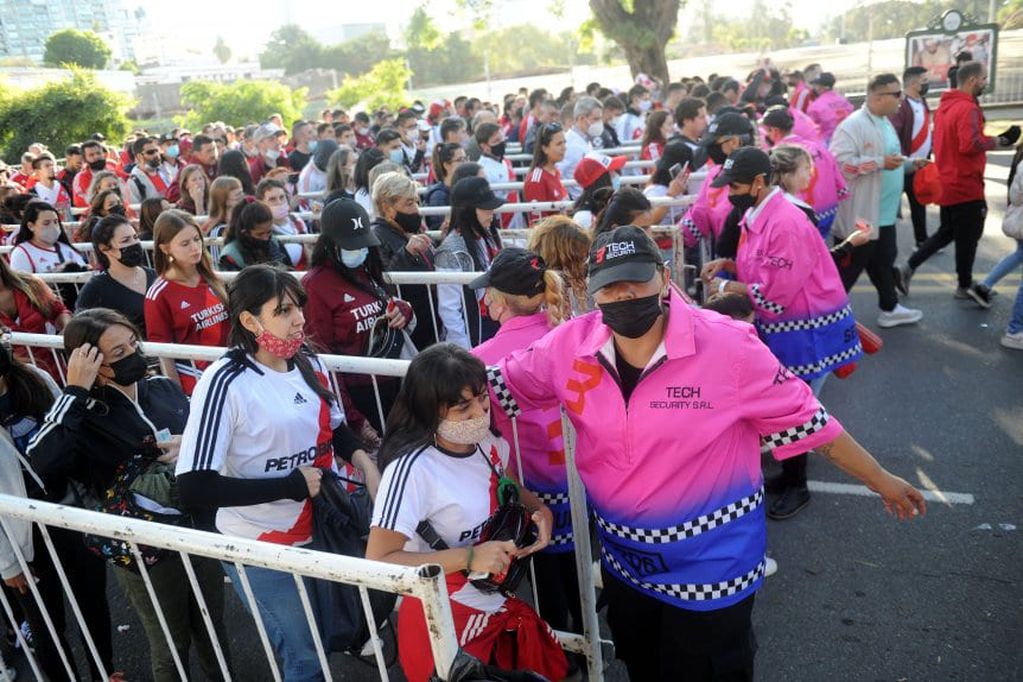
[
  {"xmin": 767, "ymin": 486, "xmax": 811, "ymax": 520},
  {"xmin": 966, "ymin": 283, "xmax": 992, "ymax": 309},
  {"xmin": 894, "ymin": 263, "xmax": 913, "ymax": 297}
]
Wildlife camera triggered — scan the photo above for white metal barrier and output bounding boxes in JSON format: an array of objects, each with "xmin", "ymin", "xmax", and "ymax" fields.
[
  {"xmin": 0, "ymin": 494, "xmax": 457, "ymax": 682},
  {"xmin": 7, "ymin": 332, "xmax": 613, "ymax": 680}
]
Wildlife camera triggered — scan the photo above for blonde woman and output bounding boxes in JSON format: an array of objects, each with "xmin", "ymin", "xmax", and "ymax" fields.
[
  {"xmin": 371, "ymin": 171, "xmax": 440, "ymax": 348},
  {"xmin": 175, "ymin": 164, "xmax": 209, "ymax": 216},
  {"xmin": 527, "ymin": 214, "xmax": 592, "ymax": 315},
  {"xmin": 144, "ymin": 209, "xmax": 229, "ymax": 395}
]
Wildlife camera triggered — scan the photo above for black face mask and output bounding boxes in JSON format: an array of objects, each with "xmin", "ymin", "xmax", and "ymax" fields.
[
  {"xmin": 108, "ymin": 204, "xmax": 126, "ymax": 216},
  {"xmin": 88, "ymin": 159, "xmax": 106, "ymax": 172},
  {"xmin": 394, "ymin": 210, "xmax": 422, "ymax": 234},
  {"xmin": 707, "ymin": 143, "xmax": 727, "ymax": 165},
  {"xmin": 918, "ymin": 83, "xmax": 930, "ymax": 97},
  {"xmin": 117, "ymin": 242, "xmax": 145, "ymax": 267},
  {"xmin": 728, "ymin": 191, "xmax": 757, "ymax": 213},
  {"xmin": 598, "ymin": 293, "xmax": 663, "ymax": 339},
  {"xmin": 109, "ymin": 350, "xmax": 148, "ymax": 386},
  {"xmin": 489, "ymin": 141, "xmax": 507, "ymax": 160}
]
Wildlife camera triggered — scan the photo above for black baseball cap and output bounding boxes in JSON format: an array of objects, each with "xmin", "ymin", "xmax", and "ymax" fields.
[
  {"xmin": 711, "ymin": 147, "xmax": 772, "ymax": 188},
  {"xmin": 320, "ymin": 198, "xmax": 380, "ymax": 249},
  {"xmin": 762, "ymin": 105, "xmax": 794, "ymax": 131},
  {"xmin": 469, "ymin": 247, "xmax": 547, "ymax": 295},
  {"xmin": 810, "ymin": 72, "xmax": 836, "ymax": 88},
  {"xmin": 452, "ymin": 176, "xmax": 504, "ymax": 210},
  {"xmin": 699, "ymin": 112, "xmax": 754, "ymax": 147},
  {"xmin": 587, "ymin": 225, "xmax": 663, "ymax": 294}
]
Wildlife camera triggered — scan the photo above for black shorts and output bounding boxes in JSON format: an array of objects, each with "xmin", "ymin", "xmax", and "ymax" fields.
[{"xmin": 602, "ymin": 567, "xmax": 757, "ymax": 681}]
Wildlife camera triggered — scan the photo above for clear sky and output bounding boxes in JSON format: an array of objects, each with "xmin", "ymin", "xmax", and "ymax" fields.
[{"xmin": 138, "ymin": 0, "xmax": 859, "ymax": 61}]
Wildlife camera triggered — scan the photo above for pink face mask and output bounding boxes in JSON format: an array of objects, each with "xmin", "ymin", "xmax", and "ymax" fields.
[
  {"xmin": 256, "ymin": 329, "xmax": 304, "ymax": 359},
  {"xmin": 271, "ymin": 203, "xmax": 290, "ymax": 221}
]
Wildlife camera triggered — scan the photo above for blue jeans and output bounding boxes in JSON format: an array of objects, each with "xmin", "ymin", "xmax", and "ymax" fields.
[
  {"xmin": 981, "ymin": 240, "xmax": 1023, "ymax": 289},
  {"xmin": 221, "ymin": 562, "xmax": 325, "ymax": 682},
  {"xmin": 1010, "ymin": 279, "xmax": 1023, "ymax": 334}
]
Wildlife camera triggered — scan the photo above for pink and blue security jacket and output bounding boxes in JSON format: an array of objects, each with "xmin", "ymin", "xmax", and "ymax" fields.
[
  {"xmin": 780, "ymin": 133, "xmax": 849, "ymax": 239},
  {"xmin": 472, "ymin": 313, "xmax": 574, "ymax": 554},
  {"xmin": 737, "ymin": 189, "xmax": 862, "ymax": 380},
  {"xmin": 679, "ymin": 162, "xmax": 733, "ymax": 252},
  {"xmin": 488, "ymin": 290, "xmax": 844, "ymax": 611}
]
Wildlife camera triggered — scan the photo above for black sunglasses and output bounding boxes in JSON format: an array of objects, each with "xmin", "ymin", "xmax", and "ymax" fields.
[{"xmin": 540, "ymin": 123, "xmax": 563, "ymax": 142}]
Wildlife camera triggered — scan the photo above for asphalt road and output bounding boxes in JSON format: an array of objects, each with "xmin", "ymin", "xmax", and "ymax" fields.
[{"xmin": 3, "ymin": 155, "xmax": 1020, "ymax": 682}]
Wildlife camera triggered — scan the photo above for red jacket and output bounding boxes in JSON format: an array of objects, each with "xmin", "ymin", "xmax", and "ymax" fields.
[{"xmin": 933, "ymin": 89, "xmax": 997, "ymax": 205}]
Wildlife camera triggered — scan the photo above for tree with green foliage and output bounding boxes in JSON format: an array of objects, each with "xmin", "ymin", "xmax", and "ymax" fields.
[
  {"xmin": 177, "ymin": 80, "xmax": 307, "ymax": 129},
  {"xmin": 588, "ymin": 0, "xmax": 682, "ymax": 84},
  {"xmin": 823, "ymin": 0, "xmax": 994, "ymax": 43},
  {"xmin": 0, "ymin": 70, "xmax": 130, "ymax": 159},
  {"xmin": 260, "ymin": 25, "xmax": 324, "ymax": 74},
  {"xmin": 214, "ymin": 36, "xmax": 231, "ymax": 65},
  {"xmin": 321, "ymin": 32, "xmax": 398, "ymax": 78},
  {"xmin": 406, "ymin": 5, "xmax": 444, "ymax": 51},
  {"xmin": 328, "ymin": 58, "xmax": 411, "ymax": 112},
  {"xmin": 43, "ymin": 29, "xmax": 111, "ymax": 69},
  {"xmin": 1000, "ymin": 0, "xmax": 1023, "ymax": 29}
]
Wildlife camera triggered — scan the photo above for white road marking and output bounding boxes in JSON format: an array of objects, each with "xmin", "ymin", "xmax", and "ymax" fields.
[{"xmin": 807, "ymin": 480, "xmax": 975, "ymax": 505}]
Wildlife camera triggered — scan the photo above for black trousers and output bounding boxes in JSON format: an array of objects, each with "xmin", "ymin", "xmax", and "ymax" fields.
[
  {"xmin": 903, "ymin": 171, "xmax": 929, "ymax": 245},
  {"xmin": 603, "ymin": 568, "xmax": 757, "ymax": 681},
  {"xmin": 908, "ymin": 200, "xmax": 987, "ymax": 289},
  {"xmin": 835, "ymin": 225, "xmax": 899, "ymax": 312},
  {"xmin": 21, "ymin": 525, "xmax": 114, "ymax": 680},
  {"xmin": 531, "ymin": 551, "xmax": 582, "ymax": 634}
]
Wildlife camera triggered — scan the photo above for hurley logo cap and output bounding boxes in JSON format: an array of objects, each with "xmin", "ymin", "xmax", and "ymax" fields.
[{"xmin": 587, "ymin": 225, "xmax": 663, "ymax": 294}]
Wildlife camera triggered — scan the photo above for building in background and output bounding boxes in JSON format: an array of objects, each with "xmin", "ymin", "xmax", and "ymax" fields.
[{"xmin": 0, "ymin": 0, "xmax": 142, "ymax": 63}]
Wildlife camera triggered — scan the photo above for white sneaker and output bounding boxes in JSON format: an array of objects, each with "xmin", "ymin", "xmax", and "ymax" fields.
[
  {"xmin": 878, "ymin": 304, "xmax": 923, "ymax": 328},
  {"xmin": 1000, "ymin": 331, "xmax": 1023, "ymax": 350},
  {"xmin": 764, "ymin": 557, "xmax": 778, "ymax": 577}
]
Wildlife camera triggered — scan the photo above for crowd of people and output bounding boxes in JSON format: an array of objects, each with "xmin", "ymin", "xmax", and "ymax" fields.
[{"xmin": 1, "ymin": 51, "xmax": 1019, "ymax": 682}]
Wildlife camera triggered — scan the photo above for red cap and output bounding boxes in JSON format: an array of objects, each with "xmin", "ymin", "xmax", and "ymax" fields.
[{"xmin": 573, "ymin": 153, "xmax": 627, "ymax": 189}]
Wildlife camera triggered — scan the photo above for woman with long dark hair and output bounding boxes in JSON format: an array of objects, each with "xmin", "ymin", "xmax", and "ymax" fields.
[
  {"xmin": 435, "ymin": 177, "xmax": 504, "ymax": 348},
  {"xmin": 522, "ymin": 123, "xmax": 568, "ymax": 218},
  {"xmin": 423, "ymin": 142, "xmax": 467, "ymax": 230},
  {"xmin": 10, "ymin": 200, "xmax": 88, "ymax": 276},
  {"xmin": 353, "ymin": 148, "xmax": 386, "ymax": 218},
  {"xmin": 176, "ymin": 264, "xmax": 378, "ymax": 682},
  {"xmin": 216, "ymin": 149, "xmax": 256, "ymax": 196},
  {"xmin": 303, "ymin": 199, "xmax": 414, "ymax": 432},
  {"xmin": 27, "ymin": 308, "xmax": 229, "ymax": 682},
  {"xmin": 0, "ymin": 255, "xmax": 70, "ymax": 382},
  {"xmin": 137, "ymin": 196, "xmax": 169, "ymax": 241},
  {"xmin": 569, "ymin": 153, "xmax": 627, "ymax": 230},
  {"xmin": 219, "ymin": 199, "xmax": 293, "ymax": 271},
  {"xmin": 593, "ymin": 186, "xmax": 655, "ymax": 238},
  {"xmin": 640, "ymin": 109, "xmax": 673, "ymax": 163},
  {"xmin": 77, "ymin": 214, "xmax": 158, "ymax": 336},
  {"xmin": 144, "ymin": 209, "xmax": 229, "ymax": 395},
  {"xmin": 367, "ymin": 343, "xmax": 564, "ymax": 682},
  {"xmin": 0, "ymin": 333, "xmax": 119, "ymax": 682}
]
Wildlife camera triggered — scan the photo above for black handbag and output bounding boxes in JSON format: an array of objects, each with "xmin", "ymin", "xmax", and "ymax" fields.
[{"xmin": 309, "ymin": 469, "xmax": 397, "ymax": 658}]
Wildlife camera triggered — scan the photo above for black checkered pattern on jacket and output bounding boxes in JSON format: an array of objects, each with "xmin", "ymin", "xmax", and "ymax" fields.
[
  {"xmin": 681, "ymin": 216, "xmax": 703, "ymax": 242},
  {"xmin": 595, "ymin": 488, "xmax": 764, "ymax": 544},
  {"xmin": 486, "ymin": 366, "xmax": 522, "ymax": 418},
  {"xmin": 762, "ymin": 406, "xmax": 829, "ymax": 449},
  {"xmin": 603, "ymin": 549, "xmax": 766, "ymax": 602},
  {"xmin": 758, "ymin": 305, "xmax": 852, "ymax": 335},
  {"xmin": 549, "ymin": 533, "xmax": 574, "ymax": 546},
  {"xmin": 750, "ymin": 283, "xmax": 786, "ymax": 315},
  {"xmin": 536, "ymin": 491, "xmax": 571, "ymax": 505},
  {"xmin": 786, "ymin": 343, "xmax": 863, "ymax": 378}
]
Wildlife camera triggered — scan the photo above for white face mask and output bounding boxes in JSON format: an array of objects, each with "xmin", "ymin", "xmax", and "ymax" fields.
[
  {"xmin": 37, "ymin": 224, "xmax": 61, "ymax": 245},
  {"xmin": 340, "ymin": 247, "xmax": 368, "ymax": 269},
  {"xmin": 587, "ymin": 121, "xmax": 604, "ymax": 139},
  {"xmin": 271, "ymin": 203, "xmax": 290, "ymax": 221},
  {"xmin": 638, "ymin": 100, "xmax": 653, "ymax": 113},
  {"xmin": 436, "ymin": 412, "xmax": 491, "ymax": 446}
]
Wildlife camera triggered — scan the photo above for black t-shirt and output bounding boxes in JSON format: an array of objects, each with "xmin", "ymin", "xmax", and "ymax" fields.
[
  {"xmin": 288, "ymin": 149, "xmax": 312, "ymax": 173},
  {"xmin": 76, "ymin": 268, "xmax": 157, "ymax": 337},
  {"xmin": 615, "ymin": 351, "xmax": 644, "ymax": 404}
]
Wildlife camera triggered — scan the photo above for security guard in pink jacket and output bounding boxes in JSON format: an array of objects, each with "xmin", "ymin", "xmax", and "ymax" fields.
[{"xmin": 489, "ymin": 225, "xmax": 926, "ymax": 680}]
